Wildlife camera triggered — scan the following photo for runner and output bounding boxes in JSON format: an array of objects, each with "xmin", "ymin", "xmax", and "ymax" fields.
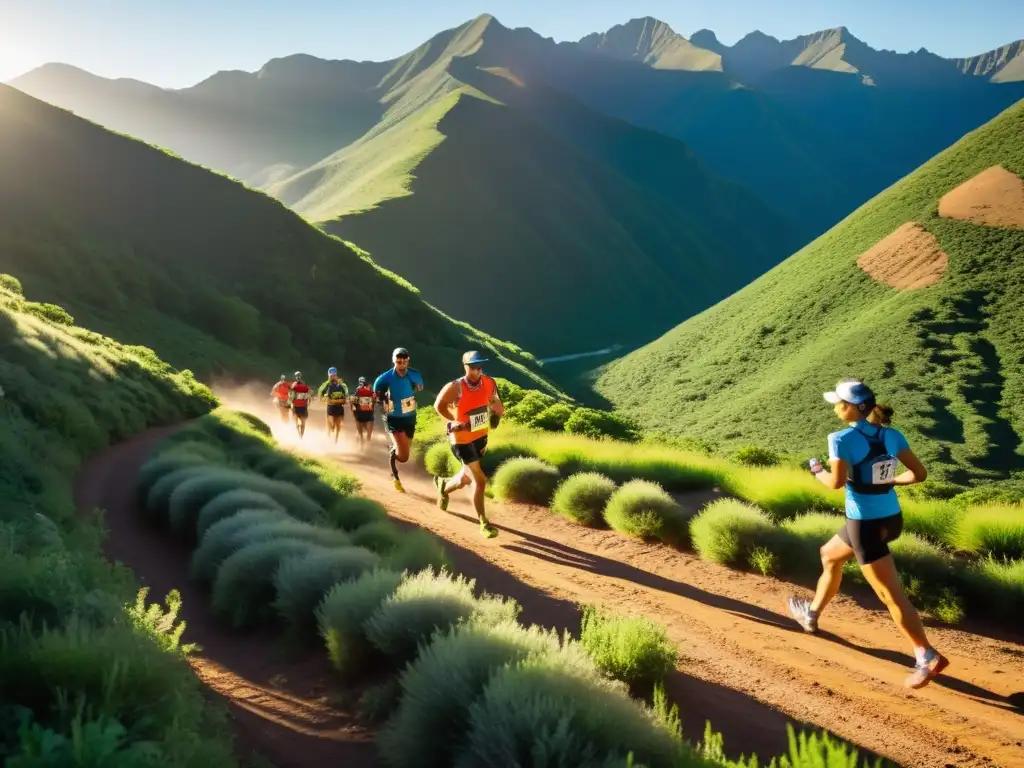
[
  {"xmin": 373, "ymin": 347, "xmax": 424, "ymax": 492},
  {"xmin": 317, "ymin": 367, "xmax": 349, "ymax": 446},
  {"xmin": 270, "ymin": 374, "xmax": 292, "ymax": 424},
  {"xmin": 432, "ymin": 350, "xmax": 503, "ymax": 538},
  {"xmin": 288, "ymin": 371, "xmax": 311, "ymax": 439},
  {"xmin": 788, "ymin": 378, "xmax": 948, "ymax": 689},
  {"xmin": 351, "ymin": 376, "xmax": 376, "ymax": 450}
]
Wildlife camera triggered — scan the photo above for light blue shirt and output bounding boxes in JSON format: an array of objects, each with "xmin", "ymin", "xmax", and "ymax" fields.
[
  {"xmin": 828, "ymin": 421, "xmax": 909, "ymax": 520},
  {"xmin": 373, "ymin": 367, "xmax": 424, "ymax": 418}
]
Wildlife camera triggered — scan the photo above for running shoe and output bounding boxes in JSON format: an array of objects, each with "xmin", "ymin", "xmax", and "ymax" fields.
[
  {"xmin": 393, "ymin": 478, "xmax": 406, "ymax": 493},
  {"xmin": 434, "ymin": 476, "xmax": 450, "ymax": 511},
  {"xmin": 904, "ymin": 650, "xmax": 949, "ymax": 689},
  {"xmin": 480, "ymin": 519, "xmax": 498, "ymax": 539},
  {"xmin": 787, "ymin": 595, "xmax": 819, "ymax": 633}
]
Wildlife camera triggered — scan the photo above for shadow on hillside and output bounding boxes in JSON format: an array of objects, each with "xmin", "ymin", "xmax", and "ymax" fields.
[{"xmin": 463, "ymin": 518, "xmax": 1022, "ymax": 716}]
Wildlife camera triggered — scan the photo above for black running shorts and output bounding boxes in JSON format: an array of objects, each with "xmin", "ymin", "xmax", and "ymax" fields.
[
  {"xmin": 451, "ymin": 436, "xmax": 488, "ymax": 465},
  {"xmin": 385, "ymin": 415, "xmax": 416, "ymax": 438},
  {"xmin": 838, "ymin": 513, "xmax": 903, "ymax": 565},
  {"xmin": 293, "ymin": 406, "xmax": 308, "ymax": 419},
  {"xmin": 354, "ymin": 410, "xmax": 375, "ymax": 423},
  {"xmin": 326, "ymin": 404, "xmax": 345, "ymax": 417}
]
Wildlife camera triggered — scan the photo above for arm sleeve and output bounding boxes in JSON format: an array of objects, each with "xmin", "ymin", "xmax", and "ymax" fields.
[{"xmin": 317, "ymin": 382, "xmax": 328, "ymax": 397}]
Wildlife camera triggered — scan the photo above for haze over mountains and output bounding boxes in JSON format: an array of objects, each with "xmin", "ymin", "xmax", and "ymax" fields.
[{"xmin": 9, "ymin": 13, "xmax": 1024, "ymax": 359}]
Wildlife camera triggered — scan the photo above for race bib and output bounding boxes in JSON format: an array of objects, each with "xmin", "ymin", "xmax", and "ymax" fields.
[
  {"xmin": 401, "ymin": 396, "xmax": 417, "ymax": 412},
  {"xmin": 870, "ymin": 457, "xmax": 898, "ymax": 484},
  {"xmin": 358, "ymin": 397, "xmax": 373, "ymax": 409},
  {"xmin": 469, "ymin": 408, "xmax": 490, "ymax": 432},
  {"xmin": 294, "ymin": 392, "xmax": 309, "ymax": 402}
]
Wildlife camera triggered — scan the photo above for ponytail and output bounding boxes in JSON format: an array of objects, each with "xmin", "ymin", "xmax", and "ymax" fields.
[{"xmin": 869, "ymin": 403, "xmax": 894, "ymax": 426}]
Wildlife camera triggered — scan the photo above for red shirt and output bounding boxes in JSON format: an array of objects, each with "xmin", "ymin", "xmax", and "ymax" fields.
[
  {"xmin": 354, "ymin": 386, "xmax": 375, "ymax": 411},
  {"xmin": 290, "ymin": 381, "xmax": 311, "ymax": 407}
]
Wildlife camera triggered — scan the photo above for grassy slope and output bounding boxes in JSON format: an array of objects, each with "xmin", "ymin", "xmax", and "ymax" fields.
[
  {"xmin": 596, "ymin": 98, "xmax": 1024, "ymax": 484},
  {"xmin": 0, "ymin": 84, "xmax": 559, "ymax": 395},
  {"xmin": 0, "ymin": 281, "xmax": 234, "ymax": 762}
]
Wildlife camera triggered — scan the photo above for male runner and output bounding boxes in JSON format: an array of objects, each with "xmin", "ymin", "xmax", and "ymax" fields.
[
  {"xmin": 351, "ymin": 376, "xmax": 376, "ymax": 451},
  {"xmin": 373, "ymin": 347, "xmax": 424, "ymax": 492},
  {"xmin": 318, "ymin": 367, "xmax": 349, "ymax": 445},
  {"xmin": 288, "ymin": 371, "xmax": 311, "ymax": 439},
  {"xmin": 433, "ymin": 350, "xmax": 503, "ymax": 538},
  {"xmin": 270, "ymin": 375, "xmax": 291, "ymax": 424}
]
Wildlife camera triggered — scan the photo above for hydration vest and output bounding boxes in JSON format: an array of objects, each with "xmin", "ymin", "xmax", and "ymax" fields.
[
  {"xmin": 847, "ymin": 425, "xmax": 898, "ymax": 495},
  {"xmin": 450, "ymin": 376, "xmax": 496, "ymax": 445},
  {"xmin": 355, "ymin": 386, "xmax": 375, "ymax": 411}
]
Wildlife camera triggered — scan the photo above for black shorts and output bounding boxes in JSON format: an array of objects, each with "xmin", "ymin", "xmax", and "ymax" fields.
[
  {"xmin": 385, "ymin": 415, "xmax": 416, "ymax": 438},
  {"xmin": 326, "ymin": 404, "xmax": 345, "ymax": 417},
  {"xmin": 838, "ymin": 513, "xmax": 903, "ymax": 565},
  {"xmin": 452, "ymin": 436, "xmax": 488, "ymax": 465},
  {"xmin": 354, "ymin": 410, "xmax": 375, "ymax": 424},
  {"xmin": 293, "ymin": 406, "xmax": 308, "ymax": 418}
]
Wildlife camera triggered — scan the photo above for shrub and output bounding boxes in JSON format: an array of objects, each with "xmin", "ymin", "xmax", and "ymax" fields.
[
  {"xmin": 210, "ymin": 539, "xmax": 322, "ymax": 629},
  {"xmin": 952, "ymin": 478, "xmax": 1024, "ymax": 507},
  {"xmin": 195, "ymin": 489, "xmax": 286, "ymax": 539},
  {"xmin": 317, "ymin": 568, "xmax": 404, "ymax": 676},
  {"xmin": 888, "ymin": 535, "xmax": 965, "ymax": 623},
  {"xmin": 603, "ymin": 480, "xmax": 691, "ymax": 547},
  {"xmin": 951, "ymin": 503, "xmax": 1024, "ymax": 559},
  {"xmin": 900, "ymin": 499, "xmax": 964, "ymax": 549},
  {"xmin": 690, "ymin": 499, "xmax": 782, "ymax": 570},
  {"xmin": 532, "ymin": 403, "xmax": 575, "ymax": 431},
  {"xmin": 350, "ymin": 520, "xmax": 404, "ymax": 555},
  {"xmin": 452, "ymin": 642, "xmax": 684, "ymax": 768},
  {"xmin": 551, "ymin": 473, "xmax": 617, "ymax": 527},
  {"xmin": 961, "ymin": 556, "xmax": 1024, "ymax": 615},
  {"xmin": 364, "ymin": 568, "xmax": 481, "ymax": 664},
  {"xmin": 425, "ymin": 441, "xmax": 460, "ymax": 478},
  {"xmin": 383, "ymin": 529, "xmax": 451, "ymax": 574},
  {"xmin": 579, "ymin": 604, "xmax": 677, "ymax": 690},
  {"xmin": 779, "ymin": 513, "xmax": 843, "ymax": 578},
  {"xmin": 325, "ymin": 496, "xmax": 389, "ymax": 531},
  {"xmin": 273, "ymin": 546, "xmax": 383, "ymax": 639},
  {"xmin": 23, "ymin": 301, "xmax": 73, "ymax": 326},
  {"xmin": 144, "ymin": 466, "xmax": 211, "ymax": 526},
  {"xmin": 167, "ymin": 468, "xmax": 270, "ymax": 540},
  {"xmin": 903, "ymin": 480, "xmax": 965, "ymax": 501},
  {"xmin": 378, "ymin": 621, "xmax": 562, "ymax": 768},
  {"xmin": 733, "ymin": 445, "xmax": 782, "ymax": 468},
  {"xmin": 0, "ymin": 273, "xmax": 23, "ymax": 295},
  {"xmin": 565, "ymin": 408, "xmax": 640, "ymax": 442},
  {"xmin": 491, "ymin": 457, "xmax": 561, "ymax": 506},
  {"xmin": 135, "ymin": 445, "xmax": 225, "ymax": 506},
  {"xmin": 505, "ymin": 391, "xmax": 557, "ymax": 425},
  {"xmin": 720, "ymin": 466, "xmax": 843, "ymax": 522},
  {"xmin": 189, "ymin": 512, "xmax": 335, "ymax": 585}
]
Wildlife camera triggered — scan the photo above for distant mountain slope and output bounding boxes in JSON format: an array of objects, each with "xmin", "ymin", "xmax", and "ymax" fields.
[
  {"xmin": 0, "ymin": 84, "xmax": 557, "ymax": 392},
  {"xmin": 955, "ymin": 40, "xmax": 1024, "ymax": 83},
  {"xmin": 595, "ymin": 98, "xmax": 1024, "ymax": 484},
  {"xmin": 576, "ymin": 17, "xmax": 722, "ymax": 71}
]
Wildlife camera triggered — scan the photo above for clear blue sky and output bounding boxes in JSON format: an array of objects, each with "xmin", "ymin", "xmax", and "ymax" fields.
[{"xmin": 2, "ymin": 0, "xmax": 1021, "ymax": 87}]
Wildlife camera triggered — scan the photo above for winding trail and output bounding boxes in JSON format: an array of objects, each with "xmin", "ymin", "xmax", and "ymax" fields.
[{"xmin": 271, "ymin": 408, "xmax": 1022, "ymax": 768}]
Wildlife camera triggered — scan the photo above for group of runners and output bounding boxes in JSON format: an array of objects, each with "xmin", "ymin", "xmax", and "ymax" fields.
[
  {"xmin": 269, "ymin": 349, "xmax": 948, "ymax": 689},
  {"xmin": 270, "ymin": 346, "xmax": 503, "ymax": 539}
]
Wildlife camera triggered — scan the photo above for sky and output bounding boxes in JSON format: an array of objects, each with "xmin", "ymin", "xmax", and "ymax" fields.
[{"xmin": 2, "ymin": 0, "xmax": 1022, "ymax": 87}]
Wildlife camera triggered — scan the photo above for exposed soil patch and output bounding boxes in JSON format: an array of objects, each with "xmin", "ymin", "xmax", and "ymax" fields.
[
  {"xmin": 857, "ymin": 222, "xmax": 949, "ymax": 289},
  {"xmin": 74, "ymin": 428, "xmax": 377, "ymax": 768},
  {"xmin": 939, "ymin": 165, "xmax": 1024, "ymax": 228}
]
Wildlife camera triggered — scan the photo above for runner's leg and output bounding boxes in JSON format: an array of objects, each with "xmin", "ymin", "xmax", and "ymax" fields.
[{"xmin": 811, "ymin": 534, "xmax": 854, "ymax": 615}]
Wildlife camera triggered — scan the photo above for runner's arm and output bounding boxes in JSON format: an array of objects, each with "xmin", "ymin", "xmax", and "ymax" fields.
[
  {"xmin": 892, "ymin": 449, "xmax": 927, "ymax": 486},
  {"xmin": 814, "ymin": 457, "xmax": 847, "ymax": 490},
  {"xmin": 488, "ymin": 378, "xmax": 505, "ymax": 417},
  {"xmin": 433, "ymin": 380, "xmax": 460, "ymax": 422}
]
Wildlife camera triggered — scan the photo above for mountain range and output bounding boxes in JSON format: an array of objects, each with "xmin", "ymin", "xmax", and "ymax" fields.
[{"xmin": 8, "ymin": 13, "xmax": 1024, "ymax": 359}]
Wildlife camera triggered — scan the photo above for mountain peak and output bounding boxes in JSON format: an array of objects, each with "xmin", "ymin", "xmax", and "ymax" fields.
[{"xmin": 576, "ymin": 16, "xmax": 721, "ymax": 71}]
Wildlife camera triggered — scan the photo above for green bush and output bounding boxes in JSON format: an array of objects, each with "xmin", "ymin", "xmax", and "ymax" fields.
[
  {"xmin": 143, "ymin": 465, "xmax": 211, "ymax": 526},
  {"xmin": 325, "ymin": 496, "xmax": 389, "ymax": 531},
  {"xmin": 532, "ymin": 403, "xmax": 575, "ymax": 431},
  {"xmin": 135, "ymin": 445, "xmax": 224, "ymax": 507},
  {"xmin": 690, "ymin": 499, "xmax": 783, "ymax": 571},
  {"xmin": 364, "ymin": 568, "xmax": 485, "ymax": 664},
  {"xmin": 951, "ymin": 503, "xmax": 1024, "ymax": 559},
  {"xmin": 564, "ymin": 408, "xmax": 641, "ymax": 442},
  {"xmin": 732, "ymin": 445, "xmax": 782, "ymax": 468},
  {"xmin": 491, "ymin": 457, "xmax": 561, "ymax": 505},
  {"xmin": 23, "ymin": 301, "xmax": 73, "ymax": 326},
  {"xmin": 900, "ymin": 499, "xmax": 964, "ymax": 549},
  {"xmin": 383, "ymin": 529, "xmax": 451, "ymax": 574},
  {"xmin": 903, "ymin": 480, "xmax": 966, "ymax": 501},
  {"xmin": 272, "ymin": 546, "xmax": 383, "ymax": 639},
  {"xmin": 887, "ymin": 535, "xmax": 965, "ymax": 623},
  {"xmin": 425, "ymin": 441, "xmax": 460, "ymax": 478},
  {"xmin": 167, "ymin": 468, "xmax": 270, "ymax": 541},
  {"xmin": 378, "ymin": 621, "xmax": 561, "ymax": 768},
  {"xmin": 603, "ymin": 480, "xmax": 691, "ymax": 547},
  {"xmin": 579, "ymin": 604, "xmax": 677, "ymax": 690},
  {"xmin": 210, "ymin": 539, "xmax": 321, "ymax": 629},
  {"xmin": 551, "ymin": 473, "xmax": 617, "ymax": 526},
  {"xmin": 349, "ymin": 520, "xmax": 405, "ymax": 555},
  {"xmin": 961, "ymin": 556, "xmax": 1024, "ymax": 615},
  {"xmin": 453, "ymin": 642, "xmax": 684, "ymax": 768},
  {"xmin": 506, "ymin": 391, "xmax": 557, "ymax": 425},
  {"xmin": 317, "ymin": 568, "xmax": 404, "ymax": 676},
  {"xmin": 0, "ymin": 273, "xmax": 23, "ymax": 295},
  {"xmin": 195, "ymin": 488, "xmax": 286, "ymax": 539},
  {"xmin": 952, "ymin": 478, "xmax": 1024, "ymax": 507},
  {"xmin": 189, "ymin": 512, "xmax": 332, "ymax": 585}
]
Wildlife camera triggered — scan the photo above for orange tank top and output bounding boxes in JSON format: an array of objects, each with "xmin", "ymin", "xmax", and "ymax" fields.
[{"xmin": 451, "ymin": 376, "xmax": 495, "ymax": 444}]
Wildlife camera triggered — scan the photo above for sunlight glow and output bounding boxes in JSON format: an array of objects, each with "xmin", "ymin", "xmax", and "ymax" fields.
[{"xmin": 0, "ymin": 38, "xmax": 42, "ymax": 81}]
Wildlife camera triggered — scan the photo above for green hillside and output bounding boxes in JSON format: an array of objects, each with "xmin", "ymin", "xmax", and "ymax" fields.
[
  {"xmin": 0, "ymin": 84, "xmax": 557, "ymax": 393},
  {"xmin": 595, "ymin": 98, "xmax": 1024, "ymax": 485}
]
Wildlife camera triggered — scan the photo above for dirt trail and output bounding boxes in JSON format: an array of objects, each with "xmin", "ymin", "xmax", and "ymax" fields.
[
  {"xmin": 254, "ymin": 406, "xmax": 1023, "ymax": 768},
  {"xmin": 75, "ymin": 427, "xmax": 377, "ymax": 768}
]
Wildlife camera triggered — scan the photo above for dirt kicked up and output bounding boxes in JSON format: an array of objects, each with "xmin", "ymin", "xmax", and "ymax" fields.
[{"xmin": 78, "ymin": 385, "xmax": 1024, "ymax": 768}]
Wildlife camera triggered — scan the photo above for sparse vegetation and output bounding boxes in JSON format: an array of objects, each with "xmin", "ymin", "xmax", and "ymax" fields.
[
  {"xmin": 491, "ymin": 457, "xmax": 562, "ymax": 506},
  {"xmin": 604, "ymin": 480, "xmax": 691, "ymax": 546},
  {"xmin": 579, "ymin": 604, "xmax": 678, "ymax": 690},
  {"xmin": 551, "ymin": 472, "xmax": 618, "ymax": 526}
]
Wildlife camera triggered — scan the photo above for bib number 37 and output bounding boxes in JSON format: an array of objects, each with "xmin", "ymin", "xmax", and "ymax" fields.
[{"xmin": 871, "ymin": 457, "xmax": 898, "ymax": 484}]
